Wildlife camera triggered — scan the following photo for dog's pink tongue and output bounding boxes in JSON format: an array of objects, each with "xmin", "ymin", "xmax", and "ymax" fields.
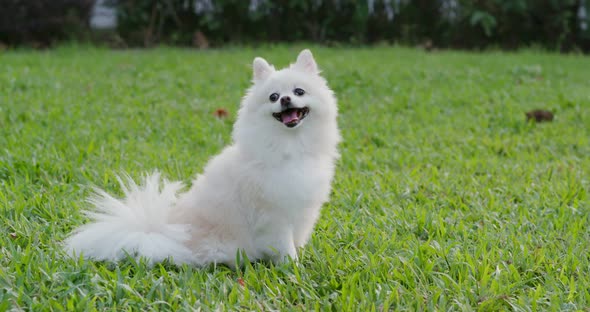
[{"xmin": 282, "ymin": 110, "xmax": 299, "ymax": 124}]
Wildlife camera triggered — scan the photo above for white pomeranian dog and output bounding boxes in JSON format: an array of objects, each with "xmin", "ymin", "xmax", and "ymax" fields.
[{"xmin": 65, "ymin": 49, "xmax": 340, "ymax": 267}]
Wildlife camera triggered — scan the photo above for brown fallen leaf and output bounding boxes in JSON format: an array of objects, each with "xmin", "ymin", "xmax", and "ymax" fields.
[
  {"xmin": 526, "ymin": 109, "xmax": 554, "ymax": 122},
  {"xmin": 214, "ymin": 108, "xmax": 229, "ymax": 119}
]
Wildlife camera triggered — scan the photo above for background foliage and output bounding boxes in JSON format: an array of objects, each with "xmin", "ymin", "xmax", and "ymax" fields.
[
  {"xmin": 115, "ymin": 0, "xmax": 590, "ymax": 51},
  {"xmin": 0, "ymin": 0, "xmax": 94, "ymax": 47},
  {"xmin": 1, "ymin": 0, "xmax": 589, "ymax": 51}
]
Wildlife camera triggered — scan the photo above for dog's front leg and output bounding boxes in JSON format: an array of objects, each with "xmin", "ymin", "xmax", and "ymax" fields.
[{"xmin": 255, "ymin": 226, "xmax": 297, "ymax": 263}]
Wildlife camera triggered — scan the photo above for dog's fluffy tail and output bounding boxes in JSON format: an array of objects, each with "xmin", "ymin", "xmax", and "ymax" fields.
[{"xmin": 64, "ymin": 172, "xmax": 194, "ymax": 264}]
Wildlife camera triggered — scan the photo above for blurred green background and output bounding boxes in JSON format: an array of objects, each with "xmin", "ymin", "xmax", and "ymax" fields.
[{"xmin": 1, "ymin": 0, "xmax": 589, "ymax": 52}]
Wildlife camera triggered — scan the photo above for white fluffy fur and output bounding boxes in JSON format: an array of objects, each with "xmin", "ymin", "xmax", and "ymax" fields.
[{"xmin": 65, "ymin": 49, "xmax": 340, "ymax": 266}]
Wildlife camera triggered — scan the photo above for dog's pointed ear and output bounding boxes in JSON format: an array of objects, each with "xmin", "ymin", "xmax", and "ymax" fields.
[
  {"xmin": 253, "ymin": 57, "xmax": 274, "ymax": 82},
  {"xmin": 294, "ymin": 49, "xmax": 318, "ymax": 74}
]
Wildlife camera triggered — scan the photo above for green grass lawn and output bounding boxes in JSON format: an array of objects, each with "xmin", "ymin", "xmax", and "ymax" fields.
[{"xmin": 1, "ymin": 45, "xmax": 589, "ymax": 310}]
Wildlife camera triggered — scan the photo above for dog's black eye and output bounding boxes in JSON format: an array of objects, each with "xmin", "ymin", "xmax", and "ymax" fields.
[
  {"xmin": 293, "ymin": 88, "xmax": 305, "ymax": 96},
  {"xmin": 269, "ymin": 93, "xmax": 280, "ymax": 102}
]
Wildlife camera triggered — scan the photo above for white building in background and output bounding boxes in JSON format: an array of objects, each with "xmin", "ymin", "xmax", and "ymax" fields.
[
  {"xmin": 580, "ymin": 0, "xmax": 588, "ymax": 31},
  {"xmin": 90, "ymin": 0, "xmax": 117, "ymax": 30}
]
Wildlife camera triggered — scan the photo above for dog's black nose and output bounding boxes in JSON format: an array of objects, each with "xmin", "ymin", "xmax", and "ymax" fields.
[{"xmin": 280, "ymin": 96, "xmax": 291, "ymax": 107}]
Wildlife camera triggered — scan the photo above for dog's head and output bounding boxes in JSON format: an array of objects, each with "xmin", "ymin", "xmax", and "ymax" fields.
[
  {"xmin": 233, "ymin": 49, "xmax": 339, "ymax": 157},
  {"xmin": 237, "ymin": 49, "xmax": 337, "ymax": 129}
]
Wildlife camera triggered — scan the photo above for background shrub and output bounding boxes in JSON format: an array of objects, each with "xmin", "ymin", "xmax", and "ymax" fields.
[
  {"xmin": 0, "ymin": 0, "xmax": 589, "ymax": 52},
  {"xmin": 114, "ymin": 0, "xmax": 589, "ymax": 51},
  {"xmin": 0, "ymin": 0, "xmax": 94, "ymax": 47}
]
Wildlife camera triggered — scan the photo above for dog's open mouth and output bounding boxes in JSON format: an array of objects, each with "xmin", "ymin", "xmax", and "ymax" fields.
[{"xmin": 272, "ymin": 107, "xmax": 310, "ymax": 128}]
